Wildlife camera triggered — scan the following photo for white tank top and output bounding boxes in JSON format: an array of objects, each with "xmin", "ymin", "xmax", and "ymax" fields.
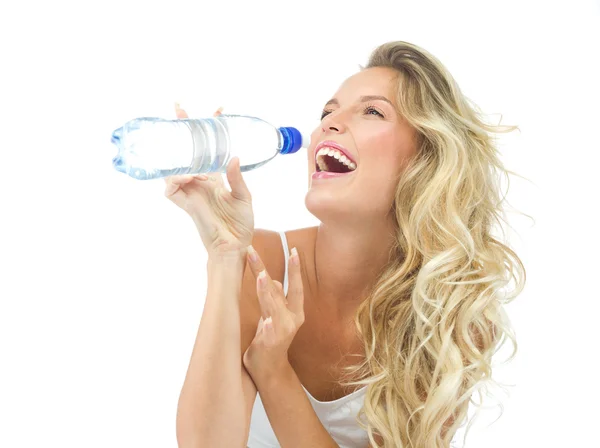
[{"xmin": 245, "ymin": 231, "xmax": 370, "ymax": 448}]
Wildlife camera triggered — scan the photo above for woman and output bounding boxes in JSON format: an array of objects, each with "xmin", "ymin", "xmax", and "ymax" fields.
[{"xmin": 169, "ymin": 41, "xmax": 526, "ymax": 448}]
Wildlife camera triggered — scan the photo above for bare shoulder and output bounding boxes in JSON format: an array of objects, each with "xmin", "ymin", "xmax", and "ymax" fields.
[
  {"xmin": 279, "ymin": 226, "xmax": 318, "ymax": 260},
  {"xmin": 253, "ymin": 226, "xmax": 317, "ymax": 282}
]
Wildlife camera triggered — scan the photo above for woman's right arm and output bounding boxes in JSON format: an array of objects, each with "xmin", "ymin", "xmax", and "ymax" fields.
[
  {"xmin": 176, "ymin": 231, "xmax": 271, "ymax": 448},
  {"xmin": 167, "ymin": 104, "xmax": 261, "ymax": 447}
]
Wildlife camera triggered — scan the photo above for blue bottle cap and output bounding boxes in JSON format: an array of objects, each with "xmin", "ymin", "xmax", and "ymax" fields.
[{"xmin": 279, "ymin": 127, "xmax": 303, "ymax": 155}]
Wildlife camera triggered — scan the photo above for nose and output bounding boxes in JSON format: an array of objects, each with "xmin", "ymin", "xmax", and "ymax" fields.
[{"xmin": 321, "ymin": 110, "xmax": 347, "ymax": 134}]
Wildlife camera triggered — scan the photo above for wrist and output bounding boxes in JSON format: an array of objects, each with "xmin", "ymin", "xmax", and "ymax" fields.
[
  {"xmin": 207, "ymin": 253, "xmax": 246, "ymax": 275},
  {"xmin": 206, "ymin": 254, "xmax": 247, "ymax": 301},
  {"xmin": 250, "ymin": 359, "xmax": 293, "ymax": 389},
  {"xmin": 207, "ymin": 247, "xmax": 248, "ymax": 264}
]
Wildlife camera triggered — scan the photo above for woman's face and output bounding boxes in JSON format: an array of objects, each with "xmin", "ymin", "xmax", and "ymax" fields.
[{"xmin": 305, "ymin": 66, "xmax": 418, "ymax": 224}]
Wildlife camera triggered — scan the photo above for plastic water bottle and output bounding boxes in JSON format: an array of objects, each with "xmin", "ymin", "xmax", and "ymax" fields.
[{"xmin": 110, "ymin": 114, "xmax": 310, "ymax": 180}]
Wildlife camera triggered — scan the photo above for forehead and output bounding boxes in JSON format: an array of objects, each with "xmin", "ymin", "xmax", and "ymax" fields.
[{"xmin": 335, "ymin": 67, "xmax": 399, "ymax": 98}]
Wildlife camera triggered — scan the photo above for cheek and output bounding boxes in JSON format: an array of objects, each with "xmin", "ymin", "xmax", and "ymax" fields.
[
  {"xmin": 357, "ymin": 137, "xmax": 406, "ymax": 202},
  {"xmin": 359, "ymin": 136, "xmax": 404, "ymax": 177},
  {"xmin": 362, "ymin": 163, "xmax": 398, "ymax": 197},
  {"xmin": 360, "ymin": 129, "xmax": 412, "ymax": 173}
]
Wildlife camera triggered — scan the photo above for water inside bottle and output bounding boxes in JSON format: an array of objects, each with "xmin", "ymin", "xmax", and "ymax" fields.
[
  {"xmin": 111, "ymin": 115, "xmax": 286, "ymax": 180},
  {"xmin": 112, "ymin": 118, "xmax": 197, "ymax": 179}
]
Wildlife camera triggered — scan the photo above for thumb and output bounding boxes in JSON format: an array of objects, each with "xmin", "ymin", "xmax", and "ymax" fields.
[{"xmin": 226, "ymin": 157, "xmax": 252, "ymax": 202}]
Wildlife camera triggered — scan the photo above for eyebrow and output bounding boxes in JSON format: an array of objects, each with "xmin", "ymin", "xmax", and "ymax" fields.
[{"xmin": 324, "ymin": 95, "xmax": 394, "ymax": 107}]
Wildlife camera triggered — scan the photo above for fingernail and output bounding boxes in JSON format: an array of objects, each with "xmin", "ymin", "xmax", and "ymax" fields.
[
  {"xmin": 247, "ymin": 245, "xmax": 258, "ymax": 262},
  {"xmin": 264, "ymin": 316, "xmax": 273, "ymax": 331},
  {"xmin": 291, "ymin": 247, "xmax": 299, "ymax": 265},
  {"xmin": 258, "ymin": 269, "xmax": 267, "ymax": 285}
]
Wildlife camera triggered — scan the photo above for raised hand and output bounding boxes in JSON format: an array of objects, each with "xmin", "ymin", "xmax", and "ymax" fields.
[
  {"xmin": 164, "ymin": 104, "xmax": 255, "ymax": 258},
  {"xmin": 242, "ymin": 244, "xmax": 305, "ymax": 384}
]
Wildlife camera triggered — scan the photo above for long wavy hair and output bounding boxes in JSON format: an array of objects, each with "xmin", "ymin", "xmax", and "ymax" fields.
[{"xmin": 336, "ymin": 41, "xmax": 528, "ymax": 447}]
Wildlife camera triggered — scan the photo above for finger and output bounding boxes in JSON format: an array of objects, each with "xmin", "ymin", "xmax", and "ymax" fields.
[
  {"xmin": 257, "ymin": 269, "xmax": 277, "ymax": 320},
  {"xmin": 272, "ymin": 280, "xmax": 284, "ymax": 296},
  {"xmin": 258, "ymin": 275, "xmax": 287, "ymax": 321},
  {"xmin": 164, "ymin": 182, "xmax": 180, "ymax": 197},
  {"xmin": 246, "ymin": 246, "xmax": 280, "ymax": 298},
  {"xmin": 246, "ymin": 245, "xmax": 266, "ymax": 281},
  {"xmin": 175, "ymin": 102, "xmax": 188, "ymax": 119},
  {"xmin": 164, "ymin": 174, "xmax": 195, "ymax": 196},
  {"xmin": 166, "ymin": 174, "xmax": 203, "ymax": 189},
  {"xmin": 164, "ymin": 172, "xmax": 214, "ymax": 196},
  {"xmin": 263, "ymin": 316, "xmax": 275, "ymax": 343},
  {"xmin": 286, "ymin": 247, "xmax": 305, "ymax": 317},
  {"xmin": 213, "ymin": 106, "xmax": 224, "ymax": 117},
  {"xmin": 169, "ymin": 174, "xmax": 199, "ymax": 184},
  {"xmin": 164, "ymin": 172, "xmax": 198, "ymax": 185},
  {"xmin": 270, "ymin": 280, "xmax": 289, "ymax": 316},
  {"xmin": 226, "ymin": 157, "xmax": 252, "ymax": 202},
  {"xmin": 255, "ymin": 316, "xmax": 265, "ymax": 337},
  {"xmin": 271, "ymin": 281, "xmax": 288, "ymax": 305}
]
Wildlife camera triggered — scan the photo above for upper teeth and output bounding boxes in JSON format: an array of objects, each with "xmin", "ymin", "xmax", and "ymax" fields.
[{"xmin": 316, "ymin": 147, "xmax": 357, "ymax": 171}]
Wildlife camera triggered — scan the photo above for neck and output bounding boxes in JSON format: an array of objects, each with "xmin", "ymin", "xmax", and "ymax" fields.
[{"xmin": 309, "ymin": 218, "xmax": 397, "ymax": 322}]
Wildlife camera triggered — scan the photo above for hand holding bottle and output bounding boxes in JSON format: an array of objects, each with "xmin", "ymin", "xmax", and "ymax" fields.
[{"xmin": 164, "ymin": 104, "xmax": 255, "ymax": 259}]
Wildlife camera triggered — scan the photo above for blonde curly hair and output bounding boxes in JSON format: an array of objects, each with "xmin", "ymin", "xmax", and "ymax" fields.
[{"xmin": 336, "ymin": 41, "xmax": 528, "ymax": 447}]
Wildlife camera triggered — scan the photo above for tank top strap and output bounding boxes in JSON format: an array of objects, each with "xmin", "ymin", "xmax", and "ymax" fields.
[{"xmin": 278, "ymin": 231, "xmax": 289, "ymax": 296}]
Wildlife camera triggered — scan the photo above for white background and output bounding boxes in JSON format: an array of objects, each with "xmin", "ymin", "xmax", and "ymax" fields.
[{"xmin": 1, "ymin": 0, "xmax": 599, "ymax": 446}]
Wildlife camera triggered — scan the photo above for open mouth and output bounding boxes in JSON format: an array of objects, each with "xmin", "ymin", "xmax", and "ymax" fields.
[{"xmin": 315, "ymin": 147, "xmax": 357, "ymax": 173}]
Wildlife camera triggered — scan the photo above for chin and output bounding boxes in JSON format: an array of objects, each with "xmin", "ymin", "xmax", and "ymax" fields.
[
  {"xmin": 304, "ymin": 188, "xmax": 328, "ymax": 218},
  {"xmin": 304, "ymin": 189, "xmax": 356, "ymax": 222}
]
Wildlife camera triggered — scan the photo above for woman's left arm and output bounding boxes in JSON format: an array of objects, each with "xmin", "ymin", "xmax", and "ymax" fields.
[{"xmin": 243, "ymin": 245, "xmax": 339, "ymax": 448}]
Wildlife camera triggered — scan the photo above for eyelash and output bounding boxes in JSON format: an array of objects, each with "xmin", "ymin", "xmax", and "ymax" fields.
[{"xmin": 320, "ymin": 104, "xmax": 384, "ymax": 120}]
